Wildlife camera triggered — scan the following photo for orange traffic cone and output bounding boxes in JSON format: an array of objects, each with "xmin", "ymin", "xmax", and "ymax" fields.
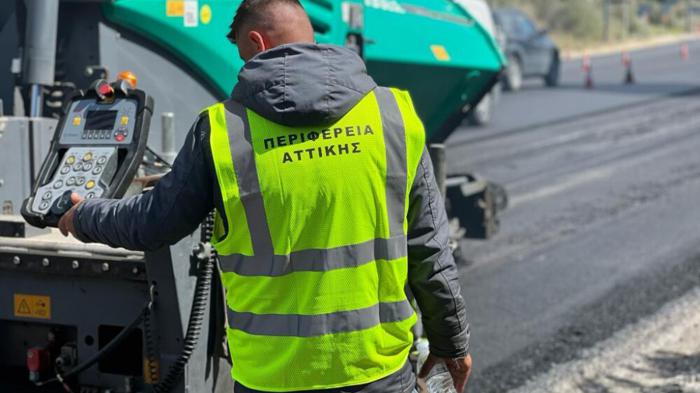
[
  {"xmin": 582, "ymin": 55, "xmax": 594, "ymax": 89},
  {"xmin": 681, "ymin": 43, "xmax": 689, "ymax": 60},
  {"xmin": 622, "ymin": 52, "xmax": 635, "ymax": 85}
]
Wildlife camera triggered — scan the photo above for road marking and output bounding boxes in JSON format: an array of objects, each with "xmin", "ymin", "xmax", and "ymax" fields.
[
  {"xmin": 506, "ymin": 113, "xmax": 700, "ymax": 209},
  {"xmin": 509, "ymin": 167, "xmax": 615, "ymax": 208}
]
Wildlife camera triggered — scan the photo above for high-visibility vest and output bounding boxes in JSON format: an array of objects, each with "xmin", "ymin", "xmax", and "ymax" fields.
[{"xmin": 205, "ymin": 87, "xmax": 426, "ymax": 392}]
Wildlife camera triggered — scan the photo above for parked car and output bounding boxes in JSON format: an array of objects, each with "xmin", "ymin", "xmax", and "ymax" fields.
[{"xmin": 493, "ymin": 8, "xmax": 560, "ymax": 91}]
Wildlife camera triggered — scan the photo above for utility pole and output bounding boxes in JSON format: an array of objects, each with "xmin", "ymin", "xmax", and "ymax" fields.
[
  {"xmin": 622, "ymin": 0, "xmax": 630, "ymax": 40},
  {"xmin": 688, "ymin": 0, "xmax": 694, "ymax": 33}
]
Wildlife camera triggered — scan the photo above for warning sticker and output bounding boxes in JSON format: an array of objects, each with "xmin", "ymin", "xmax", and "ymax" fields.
[
  {"xmin": 200, "ymin": 4, "xmax": 212, "ymax": 25},
  {"xmin": 166, "ymin": 0, "xmax": 185, "ymax": 17},
  {"xmin": 430, "ymin": 45, "xmax": 451, "ymax": 62},
  {"xmin": 184, "ymin": 1, "xmax": 199, "ymax": 27},
  {"xmin": 14, "ymin": 294, "xmax": 51, "ymax": 320}
]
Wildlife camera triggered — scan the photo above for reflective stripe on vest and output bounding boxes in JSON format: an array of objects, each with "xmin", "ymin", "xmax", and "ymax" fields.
[
  {"xmin": 219, "ymin": 236, "xmax": 407, "ymax": 276},
  {"xmin": 207, "ymin": 87, "xmax": 425, "ymax": 391},
  {"xmin": 228, "ymin": 299, "xmax": 415, "ymax": 337}
]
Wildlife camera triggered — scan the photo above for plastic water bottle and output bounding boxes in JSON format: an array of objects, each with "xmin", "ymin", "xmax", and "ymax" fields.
[
  {"xmin": 423, "ymin": 362, "xmax": 457, "ymax": 393},
  {"xmin": 415, "ymin": 338, "xmax": 457, "ymax": 393}
]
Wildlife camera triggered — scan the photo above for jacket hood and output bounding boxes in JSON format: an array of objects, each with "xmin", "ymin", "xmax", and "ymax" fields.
[{"xmin": 231, "ymin": 43, "xmax": 377, "ymax": 127}]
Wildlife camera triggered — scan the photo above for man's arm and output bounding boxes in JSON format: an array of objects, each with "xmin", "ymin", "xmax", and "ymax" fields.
[
  {"xmin": 406, "ymin": 147, "xmax": 470, "ymax": 357},
  {"xmin": 64, "ymin": 114, "xmax": 216, "ymax": 251}
]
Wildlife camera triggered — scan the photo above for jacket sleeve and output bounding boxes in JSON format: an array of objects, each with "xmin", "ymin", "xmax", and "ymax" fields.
[
  {"xmin": 72, "ymin": 114, "xmax": 215, "ymax": 251},
  {"xmin": 406, "ymin": 147, "xmax": 470, "ymax": 358}
]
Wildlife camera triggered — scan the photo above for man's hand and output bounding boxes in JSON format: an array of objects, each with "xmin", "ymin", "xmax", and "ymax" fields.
[
  {"xmin": 419, "ymin": 353, "xmax": 473, "ymax": 392},
  {"xmin": 58, "ymin": 193, "xmax": 84, "ymax": 237}
]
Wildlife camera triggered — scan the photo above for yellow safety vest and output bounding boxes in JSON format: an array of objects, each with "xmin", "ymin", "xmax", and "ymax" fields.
[{"xmin": 205, "ymin": 87, "xmax": 425, "ymax": 391}]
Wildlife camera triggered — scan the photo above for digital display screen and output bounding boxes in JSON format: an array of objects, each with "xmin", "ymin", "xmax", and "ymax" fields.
[{"xmin": 84, "ymin": 110, "xmax": 118, "ymax": 130}]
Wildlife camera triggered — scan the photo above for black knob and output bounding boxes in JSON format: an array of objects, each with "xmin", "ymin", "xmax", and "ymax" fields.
[{"xmin": 50, "ymin": 190, "xmax": 75, "ymax": 217}]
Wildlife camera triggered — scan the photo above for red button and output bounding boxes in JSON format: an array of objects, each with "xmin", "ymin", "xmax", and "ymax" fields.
[
  {"xmin": 27, "ymin": 347, "xmax": 50, "ymax": 372},
  {"xmin": 115, "ymin": 134, "xmax": 125, "ymax": 142},
  {"xmin": 97, "ymin": 82, "xmax": 115, "ymax": 98}
]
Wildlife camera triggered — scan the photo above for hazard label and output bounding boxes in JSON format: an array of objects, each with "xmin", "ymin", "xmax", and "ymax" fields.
[
  {"xmin": 166, "ymin": 0, "xmax": 185, "ymax": 17},
  {"xmin": 183, "ymin": 1, "xmax": 199, "ymax": 27},
  {"xmin": 430, "ymin": 45, "xmax": 451, "ymax": 62},
  {"xmin": 14, "ymin": 294, "xmax": 51, "ymax": 320}
]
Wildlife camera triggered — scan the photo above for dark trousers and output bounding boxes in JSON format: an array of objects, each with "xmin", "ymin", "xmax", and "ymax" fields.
[{"xmin": 234, "ymin": 360, "xmax": 416, "ymax": 393}]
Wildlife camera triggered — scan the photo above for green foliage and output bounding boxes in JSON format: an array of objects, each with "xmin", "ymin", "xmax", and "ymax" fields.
[
  {"xmin": 490, "ymin": 0, "xmax": 602, "ymax": 41},
  {"xmin": 488, "ymin": 0, "xmax": 690, "ymax": 49},
  {"xmin": 547, "ymin": 1, "xmax": 603, "ymax": 39},
  {"xmin": 629, "ymin": 17, "xmax": 653, "ymax": 36}
]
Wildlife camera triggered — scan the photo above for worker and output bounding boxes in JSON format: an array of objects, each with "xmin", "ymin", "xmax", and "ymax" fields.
[{"xmin": 58, "ymin": 0, "xmax": 471, "ymax": 391}]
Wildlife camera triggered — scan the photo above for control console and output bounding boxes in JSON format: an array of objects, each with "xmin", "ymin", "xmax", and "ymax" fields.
[{"xmin": 22, "ymin": 80, "xmax": 153, "ymax": 227}]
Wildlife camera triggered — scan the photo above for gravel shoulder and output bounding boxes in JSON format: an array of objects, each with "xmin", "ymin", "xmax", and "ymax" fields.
[
  {"xmin": 563, "ymin": 32, "xmax": 700, "ymax": 60},
  {"xmin": 509, "ymin": 287, "xmax": 700, "ymax": 393}
]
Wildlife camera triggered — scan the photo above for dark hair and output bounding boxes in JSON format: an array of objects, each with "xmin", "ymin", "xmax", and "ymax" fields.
[{"xmin": 227, "ymin": 0, "xmax": 303, "ymax": 43}]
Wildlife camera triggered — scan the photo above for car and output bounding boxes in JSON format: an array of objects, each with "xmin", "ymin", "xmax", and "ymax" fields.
[
  {"xmin": 493, "ymin": 8, "xmax": 560, "ymax": 91},
  {"xmin": 453, "ymin": 0, "xmax": 504, "ymax": 126}
]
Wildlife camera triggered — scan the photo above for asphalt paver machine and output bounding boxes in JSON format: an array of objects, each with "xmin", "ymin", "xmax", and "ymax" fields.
[{"xmin": 0, "ymin": 1, "xmax": 506, "ymax": 392}]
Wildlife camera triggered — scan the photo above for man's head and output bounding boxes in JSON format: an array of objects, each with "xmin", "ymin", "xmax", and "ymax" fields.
[{"xmin": 228, "ymin": 0, "xmax": 315, "ymax": 62}]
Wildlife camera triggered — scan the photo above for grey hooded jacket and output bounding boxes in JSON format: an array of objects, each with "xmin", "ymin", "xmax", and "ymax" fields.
[{"xmin": 74, "ymin": 43, "xmax": 469, "ymax": 393}]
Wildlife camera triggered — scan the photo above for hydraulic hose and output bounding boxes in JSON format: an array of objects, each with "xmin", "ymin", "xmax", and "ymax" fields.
[
  {"xmin": 35, "ymin": 288, "xmax": 155, "ymax": 388},
  {"xmin": 37, "ymin": 215, "xmax": 216, "ymax": 392},
  {"xmin": 153, "ymin": 213, "xmax": 216, "ymax": 393},
  {"xmin": 143, "ymin": 298, "xmax": 161, "ymax": 384}
]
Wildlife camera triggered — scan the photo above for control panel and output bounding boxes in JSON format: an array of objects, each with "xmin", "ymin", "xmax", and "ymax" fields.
[
  {"xmin": 31, "ymin": 147, "xmax": 118, "ymax": 214},
  {"xmin": 61, "ymin": 99, "xmax": 137, "ymax": 145},
  {"xmin": 22, "ymin": 80, "xmax": 153, "ymax": 227}
]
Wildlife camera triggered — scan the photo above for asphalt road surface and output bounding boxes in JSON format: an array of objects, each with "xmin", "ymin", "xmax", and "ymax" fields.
[{"xmin": 446, "ymin": 39, "xmax": 700, "ymax": 392}]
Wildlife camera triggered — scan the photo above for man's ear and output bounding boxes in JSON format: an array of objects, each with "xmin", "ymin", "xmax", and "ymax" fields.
[{"xmin": 248, "ymin": 30, "xmax": 267, "ymax": 53}]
